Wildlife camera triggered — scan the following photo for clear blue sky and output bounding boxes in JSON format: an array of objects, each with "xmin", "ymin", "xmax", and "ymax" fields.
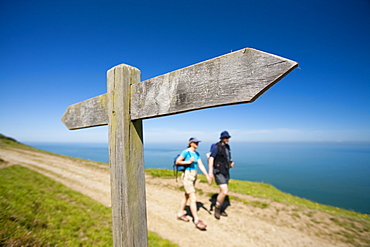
[{"xmin": 1, "ymin": 0, "xmax": 369, "ymax": 144}]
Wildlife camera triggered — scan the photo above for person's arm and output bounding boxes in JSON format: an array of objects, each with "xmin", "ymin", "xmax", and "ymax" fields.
[
  {"xmin": 208, "ymin": 144, "xmax": 218, "ymax": 180},
  {"xmin": 208, "ymin": 156, "xmax": 214, "ymax": 182},
  {"xmin": 228, "ymin": 145, "xmax": 234, "ymax": 168},
  {"xmin": 175, "ymin": 152, "xmax": 194, "ymax": 165},
  {"xmin": 198, "ymin": 159, "xmax": 211, "ymax": 183}
]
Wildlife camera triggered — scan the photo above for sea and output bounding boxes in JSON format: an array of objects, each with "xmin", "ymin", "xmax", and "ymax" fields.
[{"xmin": 26, "ymin": 141, "xmax": 370, "ymax": 215}]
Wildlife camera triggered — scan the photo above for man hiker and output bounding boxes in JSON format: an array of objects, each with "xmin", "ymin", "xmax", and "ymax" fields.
[{"xmin": 208, "ymin": 131, "xmax": 234, "ymax": 219}]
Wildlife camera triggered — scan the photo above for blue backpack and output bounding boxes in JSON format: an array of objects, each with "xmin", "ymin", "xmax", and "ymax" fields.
[{"xmin": 173, "ymin": 151, "xmax": 190, "ymax": 180}]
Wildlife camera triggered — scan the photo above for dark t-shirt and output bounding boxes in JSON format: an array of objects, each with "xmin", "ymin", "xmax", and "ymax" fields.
[{"xmin": 210, "ymin": 143, "xmax": 231, "ymax": 164}]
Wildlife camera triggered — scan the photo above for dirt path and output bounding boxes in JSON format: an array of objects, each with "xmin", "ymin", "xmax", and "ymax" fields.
[{"xmin": 0, "ymin": 146, "xmax": 360, "ymax": 247}]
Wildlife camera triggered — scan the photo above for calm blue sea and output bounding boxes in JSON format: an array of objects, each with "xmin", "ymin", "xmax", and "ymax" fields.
[{"xmin": 26, "ymin": 141, "xmax": 370, "ymax": 214}]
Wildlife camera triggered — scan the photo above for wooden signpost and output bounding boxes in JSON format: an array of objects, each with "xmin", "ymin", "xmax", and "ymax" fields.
[{"xmin": 62, "ymin": 48, "xmax": 298, "ymax": 246}]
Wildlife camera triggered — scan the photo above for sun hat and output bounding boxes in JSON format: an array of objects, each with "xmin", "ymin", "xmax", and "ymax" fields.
[
  {"xmin": 189, "ymin": 137, "xmax": 201, "ymax": 143},
  {"xmin": 220, "ymin": 131, "xmax": 231, "ymax": 139}
]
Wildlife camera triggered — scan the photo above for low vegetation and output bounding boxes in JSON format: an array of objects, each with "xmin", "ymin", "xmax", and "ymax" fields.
[
  {"xmin": 1, "ymin": 134, "xmax": 369, "ymax": 246},
  {"xmin": 0, "ymin": 133, "xmax": 108, "ymax": 166},
  {"xmin": 0, "ymin": 165, "xmax": 177, "ymax": 247},
  {"xmin": 146, "ymin": 168, "xmax": 369, "ymax": 219},
  {"xmin": 146, "ymin": 168, "xmax": 370, "ymax": 246}
]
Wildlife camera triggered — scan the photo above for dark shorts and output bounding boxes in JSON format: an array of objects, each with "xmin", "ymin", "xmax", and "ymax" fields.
[{"xmin": 214, "ymin": 172, "xmax": 229, "ymax": 185}]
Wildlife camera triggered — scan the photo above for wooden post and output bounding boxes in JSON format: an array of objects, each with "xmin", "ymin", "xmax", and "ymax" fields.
[
  {"xmin": 61, "ymin": 47, "xmax": 298, "ymax": 247},
  {"xmin": 107, "ymin": 64, "xmax": 147, "ymax": 246}
]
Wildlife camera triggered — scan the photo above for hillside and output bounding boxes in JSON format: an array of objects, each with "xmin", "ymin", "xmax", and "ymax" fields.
[{"xmin": 0, "ymin": 134, "xmax": 369, "ymax": 246}]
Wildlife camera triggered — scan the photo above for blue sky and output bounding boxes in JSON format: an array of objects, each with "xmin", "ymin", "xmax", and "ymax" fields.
[{"xmin": 1, "ymin": 0, "xmax": 369, "ymax": 144}]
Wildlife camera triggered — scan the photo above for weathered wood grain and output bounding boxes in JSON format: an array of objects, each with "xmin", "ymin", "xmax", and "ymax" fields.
[
  {"xmin": 62, "ymin": 47, "xmax": 298, "ymax": 247},
  {"xmin": 130, "ymin": 48, "xmax": 298, "ymax": 120},
  {"xmin": 61, "ymin": 94, "xmax": 108, "ymax": 130},
  {"xmin": 61, "ymin": 48, "xmax": 298, "ymax": 129},
  {"xmin": 107, "ymin": 64, "xmax": 148, "ymax": 247}
]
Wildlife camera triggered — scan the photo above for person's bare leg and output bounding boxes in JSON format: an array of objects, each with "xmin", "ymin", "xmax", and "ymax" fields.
[
  {"xmin": 217, "ymin": 184, "xmax": 228, "ymax": 204},
  {"xmin": 177, "ymin": 193, "xmax": 189, "ymax": 221},
  {"xmin": 215, "ymin": 184, "xmax": 228, "ymax": 219},
  {"xmin": 188, "ymin": 192, "xmax": 199, "ymax": 221},
  {"xmin": 188, "ymin": 192, "xmax": 206, "ymax": 229}
]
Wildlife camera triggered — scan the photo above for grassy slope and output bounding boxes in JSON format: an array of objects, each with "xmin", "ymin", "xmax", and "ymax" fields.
[
  {"xmin": 0, "ymin": 134, "xmax": 177, "ymax": 247},
  {"xmin": 146, "ymin": 168, "xmax": 370, "ymax": 246},
  {"xmin": 146, "ymin": 168, "xmax": 369, "ymax": 218},
  {"xmin": 1, "ymin": 134, "xmax": 369, "ymax": 246},
  {"xmin": 0, "ymin": 165, "xmax": 112, "ymax": 246},
  {"xmin": 0, "ymin": 166, "xmax": 177, "ymax": 247}
]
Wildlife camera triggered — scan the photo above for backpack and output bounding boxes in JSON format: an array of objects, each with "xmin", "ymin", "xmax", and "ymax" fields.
[
  {"xmin": 173, "ymin": 151, "xmax": 190, "ymax": 181},
  {"xmin": 210, "ymin": 142, "xmax": 231, "ymax": 174},
  {"xmin": 206, "ymin": 143, "xmax": 216, "ymax": 160}
]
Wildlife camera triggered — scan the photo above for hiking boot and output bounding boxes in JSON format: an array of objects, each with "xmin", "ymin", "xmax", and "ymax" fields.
[
  {"xmin": 221, "ymin": 211, "xmax": 228, "ymax": 217},
  {"xmin": 214, "ymin": 206, "xmax": 221, "ymax": 220}
]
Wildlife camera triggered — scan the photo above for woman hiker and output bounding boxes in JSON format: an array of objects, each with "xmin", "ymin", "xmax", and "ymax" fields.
[{"xmin": 175, "ymin": 137, "xmax": 211, "ymax": 230}]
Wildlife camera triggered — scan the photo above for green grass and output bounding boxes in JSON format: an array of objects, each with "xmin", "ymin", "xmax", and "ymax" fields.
[
  {"xmin": 146, "ymin": 168, "xmax": 209, "ymax": 184},
  {"xmin": 147, "ymin": 169, "xmax": 370, "ymax": 245},
  {"xmin": 146, "ymin": 169, "xmax": 369, "ymax": 221},
  {"xmin": 146, "ymin": 168, "xmax": 175, "ymax": 179},
  {"xmin": 0, "ymin": 134, "xmax": 108, "ymax": 166},
  {"xmin": 1, "ymin": 135, "xmax": 369, "ymax": 245},
  {"xmin": 0, "ymin": 165, "xmax": 177, "ymax": 247},
  {"xmin": 228, "ymin": 179, "xmax": 369, "ymax": 220}
]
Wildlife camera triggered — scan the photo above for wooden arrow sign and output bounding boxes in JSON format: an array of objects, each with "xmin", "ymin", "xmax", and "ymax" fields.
[
  {"xmin": 61, "ymin": 48, "xmax": 298, "ymax": 130},
  {"xmin": 61, "ymin": 47, "xmax": 298, "ymax": 247}
]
